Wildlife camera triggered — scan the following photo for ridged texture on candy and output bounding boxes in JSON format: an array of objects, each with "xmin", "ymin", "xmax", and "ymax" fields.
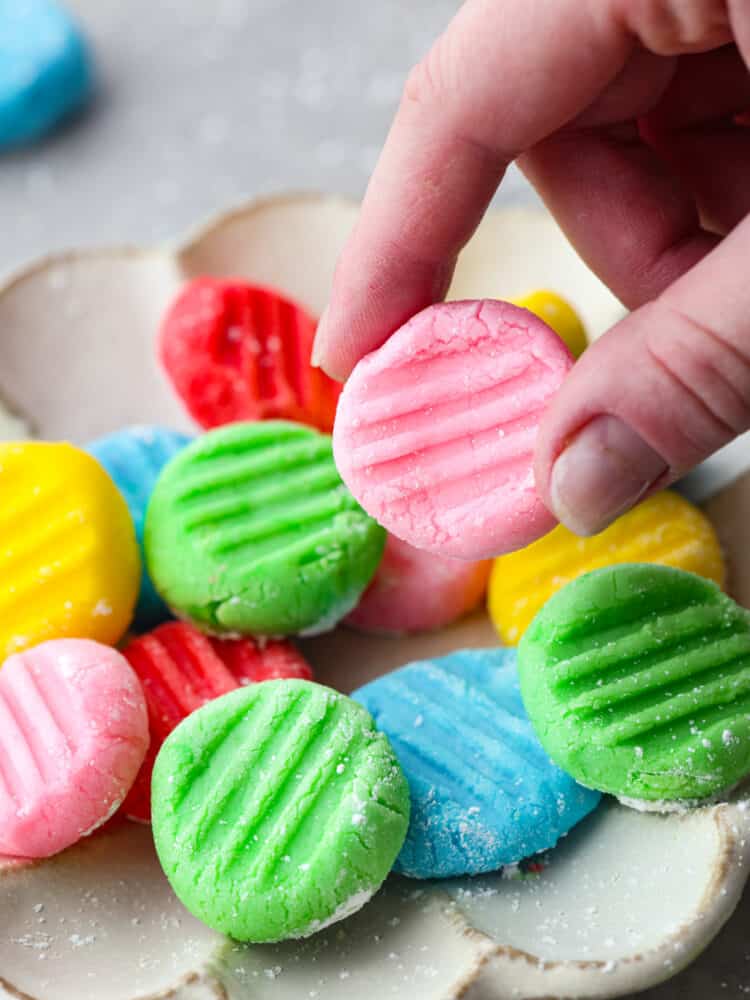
[
  {"xmin": 87, "ymin": 426, "xmax": 193, "ymax": 630},
  {"xmin": 333, "ymin": 300, "xmax": 573, "ymax": 560},
  {"xmin": 159, "ymin": 278, "xmax": 341, "ymax": 431},
  {"xmin": 0, "ymin": 0, "xmax": 93, "ymax": 149},
  {"xmin": 354, "ymin": 649, "xmax": 600, "ymax": 878},
  {"xmin": 346, "ymin": 533, "xmax": 490, "ymax": 634},
  {"xmin": 489, "ymin": 491, "xmax": 726, "ymax": 645},
  {"xmin": 0, "ymin": 639, "xmax": 148, "ymax": 858},
  {"xmin": 121, "ymin": 621, "xmax": 313, "ymax": 821},
  {"xmin": 0, "ymin": 442, "xmax": 140, "ymax": 659},
  {"xmin": 144, "ymin": 421, "xmax": 385, "ymax": 636},
  {"xmin": 152, "ymin": 680, "xmax": 410, "ymax": 942},
  {"xmin": 518, "ymin": 564, "xmax": 750, "ymax": 803},
  {"xmin": 511, "ymin": 290, "xmax": 588, "ymax": 359},
  {"xmin": 208, "ymin": 632, "xmax": 312, "ymax": 684}
]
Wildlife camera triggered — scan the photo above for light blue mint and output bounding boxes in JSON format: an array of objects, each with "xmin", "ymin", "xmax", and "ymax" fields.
[
  {"xmin": 354, "ymin": 648, "xmax": 601, "ymax": 879},
  {"xmin": 0, "ymin": 0, "xmax": 92, "ymax": 149},
  {"xmin": 87, "ymin": 426, "xmax": 193, "ymax": 631}
]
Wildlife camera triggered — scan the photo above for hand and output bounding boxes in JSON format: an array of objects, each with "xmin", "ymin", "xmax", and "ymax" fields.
[{"xmin": 313, "ymin": 0, "xmax": 750, "ymax": 536}]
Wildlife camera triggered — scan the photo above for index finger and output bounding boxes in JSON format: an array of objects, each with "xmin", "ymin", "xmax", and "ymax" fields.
[{"xmin": 312, "ymin": 0, "xmax": 634, "ymax": 379}]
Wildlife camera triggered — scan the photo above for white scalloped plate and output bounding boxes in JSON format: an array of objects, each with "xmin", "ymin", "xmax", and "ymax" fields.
[{"xmin": 1, "ymin": 193, "xmax": 749, "ymax": 1000}]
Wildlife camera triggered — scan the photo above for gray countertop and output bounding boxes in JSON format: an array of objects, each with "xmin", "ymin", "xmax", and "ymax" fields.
[
  {"xmin": 0, "ymin": 0, "xmax": 534, "ymax": 276},
  {"xmin": 0, "ymin": 3, "xmax": 747, "ymax": 998}
]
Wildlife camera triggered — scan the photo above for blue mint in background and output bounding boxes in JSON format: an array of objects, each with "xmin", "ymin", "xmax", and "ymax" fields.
[
  {"xmin": 87, "ymin": 426, "xmax": 193, "ymax": 631},
  {"xmin": 0, "ymin": 0, "xmax": 93, "ymax": 149},
  {"xmin": 354, "ymin": 647, "xmax": 601, "ymax": 879}
]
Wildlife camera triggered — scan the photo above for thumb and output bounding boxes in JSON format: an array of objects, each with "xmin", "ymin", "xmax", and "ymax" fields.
[{"xmin": 535, "ymin": 216, "xmax": 750, "ymax": 535}]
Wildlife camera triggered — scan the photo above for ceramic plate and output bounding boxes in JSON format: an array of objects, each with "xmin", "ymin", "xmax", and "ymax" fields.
[{"xmin": 1, "ymin": 193, "xmax": 749, "ymax": 1000}]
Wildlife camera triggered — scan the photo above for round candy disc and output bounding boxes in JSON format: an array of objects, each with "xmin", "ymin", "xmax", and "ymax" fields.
[
  {"xmin": 489, "ymin": 491, "xmax": 725, "ymax": 645},
  {"xmin": 121, "ymin": 621, "xmax": 313, "ymax": 822},
  {"xmin": 152, "ymin": 680, "xmax": 409, "ymax": 942},
  {"xmin": 333, "ymin": 299, "xmax": 573, "ymax": 560},
  {"xmin": 511, "ymin": 290, "xmax": 588, "ymax": 359},
  {"xmin": 0, "ymin": 442, "xmax": 140, "ymax": 659},
  {"xmin": 346, "ymin": 533, "xmax": 490, "ymax": 635},
  {"xmin": 159, "ymin": 278, "xmax": 341, "ymax": 431},
  {"xmin": 354, "ymin": 648, "xmax": 599, "ymax": 878},
  {"xmin": 0, "ymin": 639, "xmax": 148, "ymax": 858},
  {"xmin": 519, "ymin": 564, "xmax": 750, "ymax": 805},
  {"xmin": 0, "ymin": 0, "xmax": 92, "ymax": 149},
  {"xmin": 87, "ymin": 425, "xmax": 193, "ymax": 630},
  {"xmin": 144, "ymin": 421, "xmax": 385, "ymax": 636}
]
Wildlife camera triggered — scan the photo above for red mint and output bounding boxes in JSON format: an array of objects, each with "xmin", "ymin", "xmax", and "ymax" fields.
[
  {"xmin": 159, "ymin": 277, "xmax": 341, "ymax": 431},
  {"xmin": 122, "ymin": 621, "xmax": 313, "ymax": 822}
]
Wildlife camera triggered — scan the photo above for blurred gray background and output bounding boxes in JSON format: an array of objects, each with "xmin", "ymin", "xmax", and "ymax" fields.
[{"xmin": 0, "ymin": 0, "xmax": 535, "ymax": 276}]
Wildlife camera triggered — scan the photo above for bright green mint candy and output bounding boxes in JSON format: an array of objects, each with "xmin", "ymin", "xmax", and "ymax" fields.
[
  {"xmin": 518, "ymin": 564, "xmax": 750, "ymax": 805},
  {"xmin": 144, "ymin": 421, "xmax": 385, "ymax": 636},
  {"xmin": 151, "ymin": 680, "xmax": 410, "ymax": 942}
]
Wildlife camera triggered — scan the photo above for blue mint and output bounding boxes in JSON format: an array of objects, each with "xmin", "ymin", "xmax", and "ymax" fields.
[
  {"xmin": 87, "ymin": 426, "xmax": 193, "ymax": 631},
  {"xmin": 0, "ymin": 0, "xmax": 93, "ymax": 149},
  {"xmin": 354, "ymin": 647, "xmax": 600, "ymax": 879}
]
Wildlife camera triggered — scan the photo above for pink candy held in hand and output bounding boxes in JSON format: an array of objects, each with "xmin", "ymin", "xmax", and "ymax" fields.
[
  {"xmin": 346, "ymin": 533, "xmax": 490, "ymax": 634},
  {"xmin": 0, "ymin": 639, "xmax": 149, "ymax": 859},
  {"xmin": 333, "ymin": 300, "xmax": 573, "ymax": 560}
]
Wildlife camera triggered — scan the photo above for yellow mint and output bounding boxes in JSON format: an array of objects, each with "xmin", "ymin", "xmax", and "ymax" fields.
[
  {"xmin": 488, "ymin": 491, "xmax": 725, "ymax": 646},
  {"xmin": 0, "ymin": 442, "xmax": 140, "ymax": 660},
  {"xmin": 512, "ymin": 289, "xmax": 588, "ymax": 358}
]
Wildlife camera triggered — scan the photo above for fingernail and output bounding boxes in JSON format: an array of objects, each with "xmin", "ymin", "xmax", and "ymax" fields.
[
  {"xmin": 550, "ymin": 415, "xmax": 667, "ymax": 536},
  {"xmin": 311, "ymin": 306, "xmax": 329, "ymax": 369}
]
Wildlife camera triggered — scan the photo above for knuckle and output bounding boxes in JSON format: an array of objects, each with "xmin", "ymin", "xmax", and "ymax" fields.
[
  {"xmin": 403, "ymin": 42, "xmax": 451, "ymax": 111},
  {"xmin": 645, "ymin": 301, "xmax": 750, "ymax": 448},
  {"xmin": 615, "ymin": 0, "xmax": 731, "ymax": 53}
]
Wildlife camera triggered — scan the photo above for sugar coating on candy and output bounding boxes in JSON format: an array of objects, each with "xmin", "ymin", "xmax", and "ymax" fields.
[
  {"xmin": 0, "ymin": 639, "xmax": 148, "ymax": 858},
  {"xmin": 333, "ymin": 300, "xmax": 573, "ymax": 560},
  {"xmin": 121, "ymin": 621, "xmax": 313, "ymax": 822},
  {"xmin": 489, "ymin": 491, "xmax": 726, "ymax": 645},
  {"xmin": 151, "ymin": 680, "xmax": 409, "ymax": 942},
  {"xmin": 346, "ymin": 533, "xmax": 490, "ymax": 635},
  {"xmin": 144, "ymin": 421, "xmax": 385, "ymax": 637},
  {"xmin": 519, "ymin": 564, "xmax": 750, "ymax": 804},
  {"xmin": 0, "ymin": 442, "xmax": 140, "ymax": 659},
  {"xmin": 159, "ymin": 278, "xmax": 341, "ymax": 431},
  {"xmin": 87, "ymin": 426, "xmax": 193, "ymax": 630},
  {"xmin": 353, "ymin": 648, "xmax": 599, "ymax": 878},
  {"xmin": 0, "ymin": 0, "xmax": 92, "ymax": 149}
]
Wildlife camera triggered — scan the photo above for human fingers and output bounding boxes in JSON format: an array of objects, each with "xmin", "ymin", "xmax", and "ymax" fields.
[
  {"xmin": 534, "ymin": 213, "xmax": 750, "ymax": 535},
  {"xmin": 312, "ymin": 0, "xmax": 636, "ymax": 379}
]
